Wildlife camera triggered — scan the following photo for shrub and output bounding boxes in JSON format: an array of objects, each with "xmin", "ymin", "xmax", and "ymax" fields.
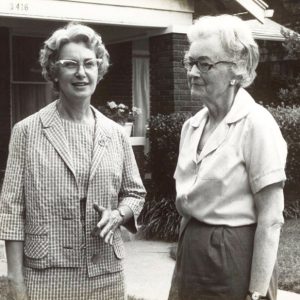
[
  {"xmin": 277, "ymin": 74, "xmax": 300, "ymax": 107},
  {"xmin": 140, "ymin": 105, "xmax": 300, "ymax": 241},
  {"xmin": 278, "ymin": 29, "xmax": 300, "ymax": 107},
  {"xmin": 139, "ymin": 192, "xmax": 181, "ymax": 242},
  {"xmin": 266, "ymin": 105, "xmax": 300, "ymax": 207},
  {"xmin": 139, "ymin": 112, "xmax": 192, "ymax": 241},
  {"xmin": 146, "ymin": 112, "xmax": 193, "ymax": 197}
]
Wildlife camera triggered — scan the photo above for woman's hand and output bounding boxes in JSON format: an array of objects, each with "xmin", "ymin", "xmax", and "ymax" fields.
[
  {"xmin": 7, "ymin": 279, "xmax": 28, "ymax": 300},
  {"xmin": 91, "ymin": 203, "xmax": 123, "ymax": 245}
]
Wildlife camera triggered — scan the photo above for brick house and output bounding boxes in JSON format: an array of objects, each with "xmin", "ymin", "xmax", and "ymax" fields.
[{"xmin": 0, "ymin": 0, "xmax": 298, "ymax": 178}]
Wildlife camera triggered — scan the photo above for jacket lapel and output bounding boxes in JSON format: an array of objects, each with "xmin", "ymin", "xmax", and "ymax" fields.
[
  {"xmin": 89, "ymin": 108, "xmax": 112, "ymax": 182},
  {"xmin": 39, "ymin": 101, "xmax": 77, "ymax": 181}
]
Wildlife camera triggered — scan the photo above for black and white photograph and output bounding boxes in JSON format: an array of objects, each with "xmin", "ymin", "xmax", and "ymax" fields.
[{"xmin": 0, "ymin": 1, "xmax": 299, "ymax": 299}]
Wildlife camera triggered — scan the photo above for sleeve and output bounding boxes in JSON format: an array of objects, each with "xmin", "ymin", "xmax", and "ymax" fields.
[
  {"xmin": 0, "ymin": 123, "xmax": 26, "ymax": 240},
  {"xmin": 118, "ymin": 133, "xmax": 146, "ymax": 233},
  {"xmin": 243, "ymin": 109, "xmax": 287, "ymax": 194}
]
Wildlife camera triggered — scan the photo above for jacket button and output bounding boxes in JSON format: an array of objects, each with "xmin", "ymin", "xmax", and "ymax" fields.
[{"xmin": 91, "ymin": 253, "xmax": 101, "ymax": 264}]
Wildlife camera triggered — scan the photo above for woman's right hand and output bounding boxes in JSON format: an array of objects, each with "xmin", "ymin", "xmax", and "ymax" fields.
[{"xmin": 7, "ymin": 278, "xmax": 28, "ymax": 300}]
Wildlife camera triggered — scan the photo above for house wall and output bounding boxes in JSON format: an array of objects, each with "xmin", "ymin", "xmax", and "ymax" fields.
[
  {"xmin": 0, "ymin": 27, "xmax": 11, "ymax": 175},
  {"xmin": 150, "ymin": 33, "xmax": 201, "ymax": 115},
  {"xmin": 92, "ymin": 41, "xmax": 133, "ymax": 108}
]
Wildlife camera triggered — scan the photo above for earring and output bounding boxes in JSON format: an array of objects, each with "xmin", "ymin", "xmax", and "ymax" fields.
[
  {"xmin": 230, "ymin": 79, "xmax": 236, "ymax": 86},
  {"xmin": 54, "ymin": 78, "xmax": 58, "ymax": 82}
]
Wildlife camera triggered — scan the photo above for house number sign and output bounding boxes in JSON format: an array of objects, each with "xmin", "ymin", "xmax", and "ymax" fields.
[{"xmin": 9, "ymin": 1, "xmax": 29, "ymax": 12}]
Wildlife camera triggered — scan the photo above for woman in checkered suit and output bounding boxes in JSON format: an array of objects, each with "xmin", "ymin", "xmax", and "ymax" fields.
[{"xmin": 0, "ymin": 22, "xmax": 146, "ymax": 300}]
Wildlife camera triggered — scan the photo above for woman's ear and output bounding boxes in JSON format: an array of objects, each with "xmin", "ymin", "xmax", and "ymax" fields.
[
  {"xmin": 230, "ymin": 74, "xmax": 242, "ymax": 86},
  {"xmin": 230, "ymin": 79, "xmax": 236, "ymax": 86}
]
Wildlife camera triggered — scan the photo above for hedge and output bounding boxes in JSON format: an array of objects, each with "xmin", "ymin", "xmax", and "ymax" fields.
[{"xmin": 140, "ymin": 105, "xmax": 300, "ymax": 241}]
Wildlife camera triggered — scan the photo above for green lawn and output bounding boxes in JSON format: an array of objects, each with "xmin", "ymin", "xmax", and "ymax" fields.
[{"xmin": 278, "ymin": 218, "xmax": 300, "ymax": 293}]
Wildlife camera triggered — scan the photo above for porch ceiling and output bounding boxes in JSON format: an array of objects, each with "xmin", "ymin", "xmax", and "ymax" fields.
[{"xmin": 0, "ymin": 16, "xmax": 162, "ymax": 44}]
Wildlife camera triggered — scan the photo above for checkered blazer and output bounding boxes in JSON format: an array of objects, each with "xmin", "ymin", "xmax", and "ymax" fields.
[{"xmin": 0, "ymin": 101, "xmax": 146, "ymax": 277}]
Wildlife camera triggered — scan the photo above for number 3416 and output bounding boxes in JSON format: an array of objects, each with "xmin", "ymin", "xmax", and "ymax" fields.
[{"xmin": 10, "ymin": 2, "xmax": 29, "ymax": 11}]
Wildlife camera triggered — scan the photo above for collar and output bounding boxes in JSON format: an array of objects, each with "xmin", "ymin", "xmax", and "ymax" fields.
[{"xmin": 190, "ymin": 88, "xmax": 256, "ymax": 128}]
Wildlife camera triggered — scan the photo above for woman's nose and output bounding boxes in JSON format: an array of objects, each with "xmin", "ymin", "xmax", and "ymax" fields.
[
  {"xmin": 75, "ymin": 65, "xmax": 86, "ymax": 77},
  {"xmin": 188, "ymin": 64, "xmax": 200, "ymax": 77}
]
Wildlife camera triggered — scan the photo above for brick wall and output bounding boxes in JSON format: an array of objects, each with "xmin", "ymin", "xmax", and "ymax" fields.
[
  {"xmin": 0, "ymin": 27, "xmax": 11, "ymax": 179},
  {"xmin": 92, "ymin": 42, "xmax": 132, "ymax": 108},
  {"xmin": 150, "ymin": 33, "xmax": 201, "ymax": 115}
]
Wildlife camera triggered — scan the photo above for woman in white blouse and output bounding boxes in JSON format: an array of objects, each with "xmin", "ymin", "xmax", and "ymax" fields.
[{"xmin": 169, "ymin": 15, "xmax": 287, "ymax": 300}]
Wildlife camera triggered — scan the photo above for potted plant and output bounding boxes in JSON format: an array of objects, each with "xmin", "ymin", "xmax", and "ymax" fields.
[{"xmin": 99, "ymin": 101, "xmax": 142, "ymax": 136}]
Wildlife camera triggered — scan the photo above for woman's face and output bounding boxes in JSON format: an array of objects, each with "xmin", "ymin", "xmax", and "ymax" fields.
[
  {"xmin": 186, "ymin": 35, "xmax": 235, "ymax": 104},
  {"xmin": 56, "ymin": 42, "xmax": 98, "ymax": 103}
]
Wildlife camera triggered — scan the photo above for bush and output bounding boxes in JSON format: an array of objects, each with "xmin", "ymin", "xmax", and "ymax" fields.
[
  {"xmin": 139, "ymin": 112, "xmax": 192, "ymax": 241},
  {"xmin": 278, "ymin": 74, "xmax": 300, "ymax": 107},
  {"xmin": 140, "ymin": 105, "xmax": 300, "ymax": 241},
  {"xmin": 139, "ymin": 192, "xmax": 181, "ymax": 242},
  {"xmin": 266, "ymin": 105, "xmax": 300, "ymax": 207},
  {"xmin": 146, "ymin": 112, "xmax": 193, "ymax": 197}
]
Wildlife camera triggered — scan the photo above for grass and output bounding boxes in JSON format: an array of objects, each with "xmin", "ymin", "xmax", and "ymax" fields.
[
  {"xmin": 278, "ymin": 219, "xmax": 300, "ymax": 293},
  {"xmin": 0, "ymin": 276, "xmax": 9, "ymax": 300}
]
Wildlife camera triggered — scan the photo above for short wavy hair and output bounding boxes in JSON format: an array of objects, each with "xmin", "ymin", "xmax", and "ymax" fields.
[
  {"xmin": 187, "ymin": 14, "xmax": 259, "ymax": 88},
  {"xmin": 39, "ymin": 22, "xmax": 110, "ymax": 90}
]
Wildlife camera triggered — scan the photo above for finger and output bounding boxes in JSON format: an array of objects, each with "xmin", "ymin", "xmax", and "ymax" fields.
[
  {"xmin": 100, "ymin": 220, "xmax": 112, "ymax": 238},
  {"xmin": 109, "ymin": 233, "xmax": 114, "ymax": 245},
  {"xmin": 93, "ymin": 203, "xmax": 106, "ymax": 216},
  {"xmin": 96, "ymin": 211, "xmax": 111, "ymax": 230},
  {"xmin": 104, "ymin": 230, "xmax": 114, "ymax": 244}
]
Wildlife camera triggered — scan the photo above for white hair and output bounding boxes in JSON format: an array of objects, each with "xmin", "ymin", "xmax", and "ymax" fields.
[{"xmin": 188, "ymin": 14, "xmax": 259, "ymax": 87}]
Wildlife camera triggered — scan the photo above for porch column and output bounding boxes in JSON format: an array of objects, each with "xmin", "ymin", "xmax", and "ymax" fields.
[
  {"xmin": 0, "ymin": 27, "xmax": 11, "ymax": 179},
  {"xmin": 150, "ymin": 33, "xmax": 201, "ymax": 114}
]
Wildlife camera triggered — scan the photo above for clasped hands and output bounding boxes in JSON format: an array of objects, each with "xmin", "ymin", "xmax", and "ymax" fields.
[{"xmin": 91, "ymin": 203, "xmax": 123, "ymax": 245}]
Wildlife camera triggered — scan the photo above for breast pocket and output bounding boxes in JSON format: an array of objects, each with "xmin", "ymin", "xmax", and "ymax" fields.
[{"xmin": 24, "ymin": 224, "xmax": 48, "ymax": 259}]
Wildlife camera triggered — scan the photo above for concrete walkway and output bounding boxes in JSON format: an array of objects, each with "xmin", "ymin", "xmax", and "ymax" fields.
[
  {"xmin": 124, "ymin": 240, "xmax": 300, "ymax": 300},
  {"xmin": 0, "ymin": 241, "xmax": 299, "ymax": 300}
]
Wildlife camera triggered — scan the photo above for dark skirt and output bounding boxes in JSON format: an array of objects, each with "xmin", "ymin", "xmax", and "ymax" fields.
[{"xmin": 168, "ymin": 218, "xmax": 278, "ymax": 300}]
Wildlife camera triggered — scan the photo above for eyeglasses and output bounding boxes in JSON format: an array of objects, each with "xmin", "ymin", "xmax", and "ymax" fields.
[
  {"xmin": 56, "ymin": 58, "xmax": 102, "ymax": 71},
  {"xmin": 182, "ymin": 58, "xmax": 235, "ymax": 73}
]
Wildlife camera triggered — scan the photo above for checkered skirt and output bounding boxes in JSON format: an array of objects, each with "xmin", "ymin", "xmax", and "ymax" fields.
[{"xmin": 24, "ymin": 266, "xmax": 125, "ymax": 300}]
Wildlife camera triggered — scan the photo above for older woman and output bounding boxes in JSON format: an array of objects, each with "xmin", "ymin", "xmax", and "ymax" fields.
[
  {"xmin": 168, "ymin": 15, "xmax": 287, "ymax": 300},
  {"xmin": 0, "ymin": 22, "xmax": 145, "ymax": 300}
]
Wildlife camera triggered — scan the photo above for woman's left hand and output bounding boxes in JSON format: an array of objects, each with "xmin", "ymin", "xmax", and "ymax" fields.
[{"xmin": 91, "ymin": 203, "xmax": 123, "ymax": 245}]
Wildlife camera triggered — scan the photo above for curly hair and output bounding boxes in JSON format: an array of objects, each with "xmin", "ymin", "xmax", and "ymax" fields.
[
  {"xmin": 187, "ymin": 14, "xmax": 259, "ymax": 88},
  {"xmin": 39, "ymin": 22, "xmax": 110, "ymax": 90}
]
